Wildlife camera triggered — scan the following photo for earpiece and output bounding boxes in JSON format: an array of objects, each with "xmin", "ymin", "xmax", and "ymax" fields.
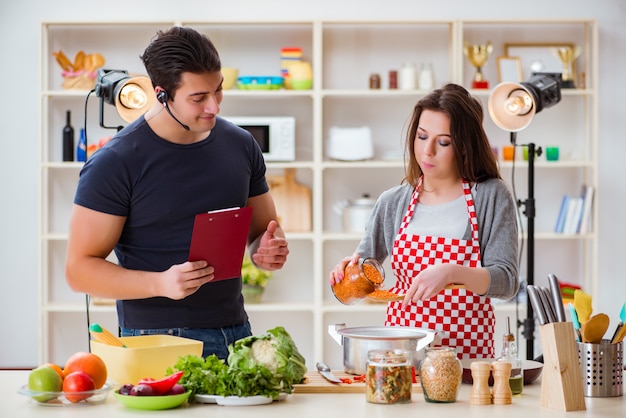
[
  {"xmin": 156, "ymin": 90, "xmax": 168, "ymax": 104},
  {"xmin": 155, "ymin": 89, "xmax": 190, "ymax": 131}
]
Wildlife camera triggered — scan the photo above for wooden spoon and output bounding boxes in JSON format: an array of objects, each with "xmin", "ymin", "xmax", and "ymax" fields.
[
  {"xmin": 574, "ymin": 289, "xmax": 593, "ymax": 324},
  {"xmin": 581, "ymin": 313, "xmax": 610, "ymax": 344}
]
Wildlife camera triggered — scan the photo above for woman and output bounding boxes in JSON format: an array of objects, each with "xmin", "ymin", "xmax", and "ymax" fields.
[{"xmin": 329, "ymin": 83, "xmax": 518, "ymax": 358}]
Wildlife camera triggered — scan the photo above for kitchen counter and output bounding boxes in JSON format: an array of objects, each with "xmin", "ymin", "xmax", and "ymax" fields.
[{"xmin": 4, "ymin": 370, "xmax": 625, "ymax": 417}]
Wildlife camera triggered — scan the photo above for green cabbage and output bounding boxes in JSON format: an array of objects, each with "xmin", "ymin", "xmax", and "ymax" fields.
[{"xmin": 168, "ymin": 326, "xmax": 307, "ymax": 399}]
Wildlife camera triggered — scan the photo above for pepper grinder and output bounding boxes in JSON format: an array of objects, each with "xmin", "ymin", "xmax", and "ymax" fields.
[
  {"xmin": 492, "ymin": 361, "xmax": 513, "ymax": 405},
  {"xmin": 470, "ymin": 361, "xmax": 493, "ymax": 405}
]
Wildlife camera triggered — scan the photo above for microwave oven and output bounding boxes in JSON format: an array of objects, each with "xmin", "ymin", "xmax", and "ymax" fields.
[{"xmin": 225, "ymin": 116, "xmax": 296, "ymax": 162}]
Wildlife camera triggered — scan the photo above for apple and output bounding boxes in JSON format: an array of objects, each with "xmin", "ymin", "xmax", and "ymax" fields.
[
  {"xmin": 62, "ymin": 371, "xmax": 95, "ymax": 403},
  {"xmin": 28, "ymin": 366, "xmax": 63, "ymax": 402}
]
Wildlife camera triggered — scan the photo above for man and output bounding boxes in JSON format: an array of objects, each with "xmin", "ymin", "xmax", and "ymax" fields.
[{"xmin": 65, "ymin": 26, "xmax": 289, "ymax": 360}]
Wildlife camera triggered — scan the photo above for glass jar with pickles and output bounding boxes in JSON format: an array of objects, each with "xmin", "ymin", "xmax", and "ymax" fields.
[{"xmin": 365, "ymin": 349, "xmax": 412, "ymax": 404}]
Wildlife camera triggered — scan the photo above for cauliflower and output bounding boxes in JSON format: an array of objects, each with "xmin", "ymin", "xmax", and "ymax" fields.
[{"xmin": 250, "ymin": 339, "xmax": 279, "ymax": 372}]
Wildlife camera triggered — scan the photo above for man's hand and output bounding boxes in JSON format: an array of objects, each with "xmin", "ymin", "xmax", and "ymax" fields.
[
  {"xmin": 250, "ymin": 220, "xmax": 289, "ymax": 270},
  {"xmin": 159, "ymin": 261, "xmax": 214, "ymax": 300}
]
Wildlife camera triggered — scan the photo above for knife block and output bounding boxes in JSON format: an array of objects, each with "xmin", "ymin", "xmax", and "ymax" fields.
[{"xmin": 538, "ymin": 322, "xmax": 586, "ymax": 411}]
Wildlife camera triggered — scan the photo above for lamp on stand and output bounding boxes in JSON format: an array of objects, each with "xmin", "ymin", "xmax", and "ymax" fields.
[
  {"xmin": 488, "ymin": 74, "xmax": 562, "ymax": 360},
  {"xmin": 83, "ymin": 69, "xmax": 155, "ymax": 349}
]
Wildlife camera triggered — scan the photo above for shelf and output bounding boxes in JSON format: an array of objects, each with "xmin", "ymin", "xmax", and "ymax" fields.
[{"xmin": 40, "ymin": 19, "xmax": 597, "ymax": 369}]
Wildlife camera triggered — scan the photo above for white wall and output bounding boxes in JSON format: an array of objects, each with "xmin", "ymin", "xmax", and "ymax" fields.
[{"xmin": 1, "ymin": 0, "xmax": 624, "ymax": 367}]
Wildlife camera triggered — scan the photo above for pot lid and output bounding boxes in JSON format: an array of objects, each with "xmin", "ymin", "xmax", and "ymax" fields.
[
  {"xmin": 348, "ymin": 194, "xmax": 376, "ymax": 206},
  {"xmin": 336, "ymin": 326, "xmax": 429, "ymax": 340}
]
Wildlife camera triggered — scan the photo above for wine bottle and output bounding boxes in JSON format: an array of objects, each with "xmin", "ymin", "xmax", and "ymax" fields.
[{"xmin": 62, "ymin": 110, "xmax": 74, "ymax": 161}]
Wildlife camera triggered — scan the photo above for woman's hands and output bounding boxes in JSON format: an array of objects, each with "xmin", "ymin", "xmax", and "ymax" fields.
[
  {"xmin": 329, "ymin": 253, "xmax": 360, "ymax": 285},
  {"xmin": 401, "ymin": 263, "xmax": 458, "ymax": 308}
]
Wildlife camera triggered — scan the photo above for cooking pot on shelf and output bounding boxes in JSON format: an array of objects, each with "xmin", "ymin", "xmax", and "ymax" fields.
[
  {"xmin": 334, "ymin": 194, "xmax": 376, "ymax": 233},
  {"xmin": 328, "ymin": 323, "xmax": 439, "ymax": 375}
]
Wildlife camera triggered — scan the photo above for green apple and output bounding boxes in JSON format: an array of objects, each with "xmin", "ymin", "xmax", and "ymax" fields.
[{"xmin": 28, "ymin": 366, "xmax": 63, "ymax": 402}]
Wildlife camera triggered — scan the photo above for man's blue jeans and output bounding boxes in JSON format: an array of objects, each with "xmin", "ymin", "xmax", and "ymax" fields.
[{"xmin": 120, "ymin": 322, "xmax": 252, "ymax": 361}]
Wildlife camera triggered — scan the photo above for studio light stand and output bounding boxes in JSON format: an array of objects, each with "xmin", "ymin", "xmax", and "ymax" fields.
[
  {"xmin": 83, "ymin": 69, "xmax": 156, "ymax": 350},
  {"xmin": 488, "ymin": 74, "xmax": 561, "ymax": 360}
]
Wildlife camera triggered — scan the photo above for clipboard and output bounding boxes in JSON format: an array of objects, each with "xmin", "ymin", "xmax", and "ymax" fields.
[{"xmin": 188, "ymin": 206, "xmax": 253, "ymax": 282}]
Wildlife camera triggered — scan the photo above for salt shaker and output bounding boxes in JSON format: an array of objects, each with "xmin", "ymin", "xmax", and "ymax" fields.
[
  {"xmin": 470, "ymin": 361, "xmax": 493, "ymax": 405},
  {"xmin": 492, "ymin": 361, "xmax": 513, "ymax": 405}
]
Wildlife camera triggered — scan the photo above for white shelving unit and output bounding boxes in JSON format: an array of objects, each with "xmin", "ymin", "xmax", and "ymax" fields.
[{"xmin": 40, "ymin": 19, "xmax": 597, "ymax": 368}]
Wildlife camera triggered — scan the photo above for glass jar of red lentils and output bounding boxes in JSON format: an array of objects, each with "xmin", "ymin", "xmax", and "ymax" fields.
[{"xmin": 332, "ymin": 258, "xmax": 385, "ymax": 305}]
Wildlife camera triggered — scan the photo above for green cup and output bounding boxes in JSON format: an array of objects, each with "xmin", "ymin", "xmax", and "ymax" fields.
[{"xmin": 546, "ymin": 146, "xmax": 559, "ymax": 161}]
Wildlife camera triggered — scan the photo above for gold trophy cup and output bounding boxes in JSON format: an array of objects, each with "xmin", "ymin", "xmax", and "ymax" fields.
[
  {"xmin": 552, "ymin": 46, "xmax": 581, "ymax": 88},
  {"xmin": 464, "ymin": 42, "xmax": 493, "ymax": 89}
]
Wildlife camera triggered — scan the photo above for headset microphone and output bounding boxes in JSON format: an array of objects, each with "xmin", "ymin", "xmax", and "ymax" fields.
[{"xmin": 156, "ymin": 90, "xmax": 190, "ymax": 131}]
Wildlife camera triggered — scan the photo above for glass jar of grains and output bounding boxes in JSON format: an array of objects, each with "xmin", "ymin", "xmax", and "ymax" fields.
[
  {"xmin": 419, "ymin": 346, "xmax": 462, "ymax": 403},
  {"xmin": 366, "ymin": 349, "xmax": 412, "ymax": 404},
  {"xmin": 332, "ymin": 258, "xmax": 384, "ymax": 305}
]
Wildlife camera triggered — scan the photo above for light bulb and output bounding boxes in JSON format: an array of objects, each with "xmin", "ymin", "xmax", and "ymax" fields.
[
  {"xmin": 119, "ymin": 83, "xmax": 148, "ymax": 109},
  {"xmin": 503, "ymin": 89, "xmax": 533, "ymax": 116}
]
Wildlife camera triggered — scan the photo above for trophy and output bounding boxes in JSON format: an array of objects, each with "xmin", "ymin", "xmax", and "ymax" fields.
[
  {"xmin": 464, "ymin": 42, "xmax": 493, "ymax": 89},
  {"xmin": 552, "ymin": 46, "xmax": 581, "ymax": 88}
]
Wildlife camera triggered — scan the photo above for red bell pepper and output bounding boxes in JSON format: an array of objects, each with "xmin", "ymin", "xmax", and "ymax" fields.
[{"xmin": 138, "ymin": 371, "xmax": 184, "ymax": 395}]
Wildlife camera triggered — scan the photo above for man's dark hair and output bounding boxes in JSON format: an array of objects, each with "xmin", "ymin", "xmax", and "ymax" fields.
[{"xmin": 140, "ymin": 26, "xmax": 221, "ymax": 98}]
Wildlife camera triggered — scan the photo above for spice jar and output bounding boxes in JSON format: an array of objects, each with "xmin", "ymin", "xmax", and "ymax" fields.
[
  {"xmin": 369, "ymin": 73, "xmax": 381, "ymax": 89},
  {"xmin": 419, "ymin": 346, "xmax": 462, "ymax": 403},
  {"xmin": 366, "ymin": 349, "xmax": 412, "ymax": 404},
  {"xmin": 332, "ymin": 258, "xmax": 384, "ymax": 305}
]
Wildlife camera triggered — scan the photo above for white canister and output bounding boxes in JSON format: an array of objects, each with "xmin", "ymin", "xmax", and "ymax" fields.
[
  {"xmin": 419, "ymin": 63, "xmax": 434, "ymax": 90},
  {"xmin": 399, "ymin": 63, "xmax": 417, "ymax": 90}
]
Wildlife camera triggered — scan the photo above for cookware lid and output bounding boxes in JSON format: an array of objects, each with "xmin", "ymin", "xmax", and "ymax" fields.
[{"xmin": 337, "ymin": 326, "xmax": 428, "ymax": 340}]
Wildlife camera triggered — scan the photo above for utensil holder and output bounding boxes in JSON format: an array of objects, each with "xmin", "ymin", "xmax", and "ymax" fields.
[
  {"xmin": 538, "ymin": 322, "xmax": 586, "ymax": 411},
  {"xmin": 577, "ymin": 339, "xmax": 623, "ymax": 397}
]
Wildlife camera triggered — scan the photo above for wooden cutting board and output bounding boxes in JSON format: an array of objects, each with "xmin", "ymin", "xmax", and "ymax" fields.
[
  {"xmin": 267, "ymin": 168, "xmax": 311, "ymax": 232},
  {"xmin": 294, "ymin": 370, "xmax": 422, "ymax": 393}
]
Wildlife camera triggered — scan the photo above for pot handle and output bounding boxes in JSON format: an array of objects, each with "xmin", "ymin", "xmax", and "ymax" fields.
[
  {"xmin": 415, "ymin": 329, "xmax": 438, "ymax": 352},
  {"xmin": 328, "ymin": 323, "xmax": 346, "ymax": 346},
  {"xmin": 333, "ymin": 200, "xmax": 348, "ymax": 215}
]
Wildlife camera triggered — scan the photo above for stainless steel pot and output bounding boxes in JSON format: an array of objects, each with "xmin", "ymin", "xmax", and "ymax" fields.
[
  {"xmin": 334, "ymin": 195, "xmax": 376, "ymax": 233},
  {"xmin": 328, "ymin": 323, "xmax": 438, "ymax": 375}
]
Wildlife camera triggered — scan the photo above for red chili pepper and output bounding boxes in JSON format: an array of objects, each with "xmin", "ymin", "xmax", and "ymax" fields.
[
  {"xmin": 353, "ymin": 374, "xmax": 366, "ymax": 382},
  {"xmin": 411, "ymin": 366, "xmax": 417, "ymax": 384},
  {"xmin": 138, "ymin": 371, "xmax": 184, "ymax": 395},
  {"xmin": 339, "ymin": 377, "xmax": 353, "ymax": 384}
]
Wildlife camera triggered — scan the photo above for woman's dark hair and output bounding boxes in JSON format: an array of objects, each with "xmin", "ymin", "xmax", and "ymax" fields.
[
  {"xmin": 403, "ymin": 83, "xmax": 501, "ymax": 187},
  {"xmin": 140, "ymin": 26, "xmax": 221, "ymax": 98}
]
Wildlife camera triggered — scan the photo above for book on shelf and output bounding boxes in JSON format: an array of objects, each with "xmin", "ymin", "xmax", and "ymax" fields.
[
  {"xmin": 554, "ymin": 185, "xmax": 594, "ymax": 235},
  {"xmin": 579, "ymin": 185, "xmax": 595, "ymax": 234}
]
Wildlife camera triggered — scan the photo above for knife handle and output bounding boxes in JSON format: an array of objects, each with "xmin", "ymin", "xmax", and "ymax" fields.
[
  {"xmin": 548, "ymin": 274, "xmax": 567, "ymax": 322},
  {"xmin": 538, "ymin": 286, "xmax": 557, "ymax": 323},
  {"xmin": 527, "ymin": 285, "xmax": 548, "ymax": 325}
]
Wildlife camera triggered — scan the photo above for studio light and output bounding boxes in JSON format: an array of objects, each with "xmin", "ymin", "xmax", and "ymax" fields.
[
  {"xmin": 94, "ymin": 69, "xmax": 156, "ymax": 130},
  {"xmin": 488, "ymin": 74, "xmax": 561, "ymax": 132},
  {"xmin": 488, "ymin": 73, "xmax": 562, "ymax": 361}
]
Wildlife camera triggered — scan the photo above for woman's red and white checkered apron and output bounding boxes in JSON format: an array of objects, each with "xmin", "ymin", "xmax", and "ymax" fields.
[{"xmin": 386, "ymin": 179, "xmax": 495, "ymax": 358}]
